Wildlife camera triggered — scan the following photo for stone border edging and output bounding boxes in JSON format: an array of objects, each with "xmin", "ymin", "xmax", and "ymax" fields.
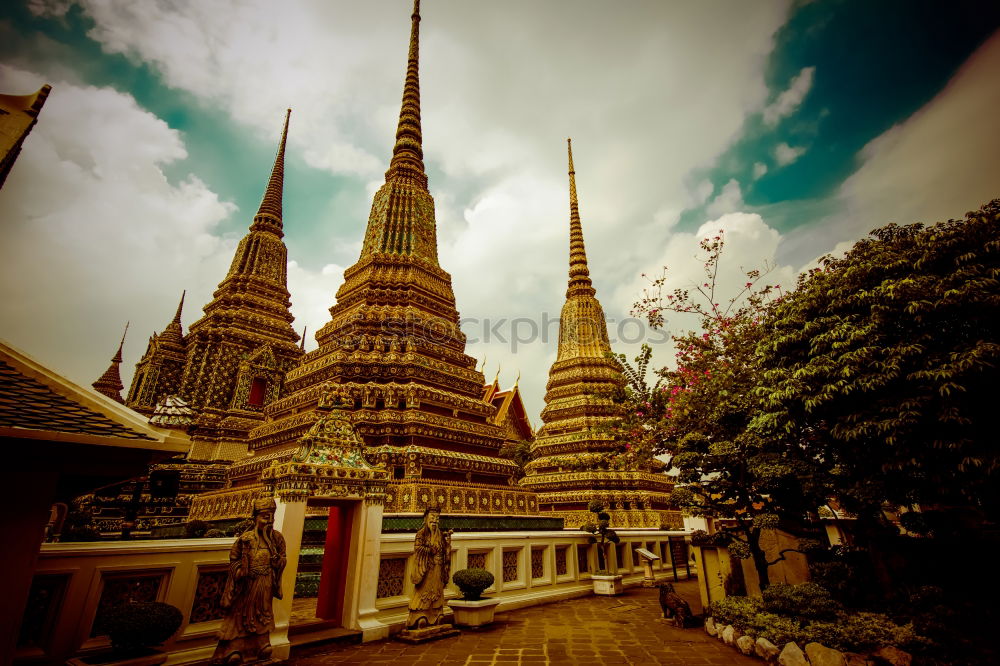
[{"xmin": 704, "ymin": 616, "xmax": 914, "ymax": 666}]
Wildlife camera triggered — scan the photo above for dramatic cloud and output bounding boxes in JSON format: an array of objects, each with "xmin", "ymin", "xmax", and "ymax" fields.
[
  {"xmin": 12, "ymin": 0, "xmax": 796, "ymax": 416},
  {"xmin": 705, "ymin": 179, "xmax": 745, "ymax": 218},
  {"xmin": 781, "ymin": 30, "xmax": 1000, "ymax": 267},
  {"xmin": 0, "ymin": 65, "xmax": 235, "ymax": 386},
  {"xmin": 762, "ymin": 65, "xmax": 815, "ymax": 126},
  {"xmin": 774, "ymin": 142, "xmax": 806, "ymax": 166}
]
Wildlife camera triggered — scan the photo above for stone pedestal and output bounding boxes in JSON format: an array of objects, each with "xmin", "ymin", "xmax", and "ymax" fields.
[{"xmin": 395, "ymin": 624, "xmax": 460, "ymax": 644}]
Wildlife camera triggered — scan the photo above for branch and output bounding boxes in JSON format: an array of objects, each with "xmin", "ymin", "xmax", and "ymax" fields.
[{"xmin": 765, "ymin": 548, "xmax": 805, "ymax": 566}]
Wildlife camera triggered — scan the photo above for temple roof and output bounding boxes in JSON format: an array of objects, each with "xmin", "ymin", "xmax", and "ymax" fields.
[{"xmin": 1, "ymin": 339, "xmax": 189, "ymax": 451}]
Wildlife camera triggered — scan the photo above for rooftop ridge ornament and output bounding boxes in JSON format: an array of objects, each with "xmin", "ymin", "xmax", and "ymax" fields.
[
  {"xmin": 253, "ymin": 109, "xmax": 291, "ymax": 235},
  {"xmin": 385, "ymin": 0, "xmax": 427, "ymax": 188},
  {"xmin": 149, "ymin": 394, "xmax": 196, "ymax": 428}
]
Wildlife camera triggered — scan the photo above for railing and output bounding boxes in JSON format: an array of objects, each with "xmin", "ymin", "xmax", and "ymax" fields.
[
  {"xmin": 369, "ymin": 529, "xmax": 691, "ymax": 632},
  {"xmin": 18, "ymin": 538, "xmax": 233, "ymax": 665},
  {"xmin": 18, "ymin": 529, "xmax": 691, "ymax": 664}
]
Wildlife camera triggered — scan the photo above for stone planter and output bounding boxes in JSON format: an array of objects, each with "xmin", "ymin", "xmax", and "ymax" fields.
[
  {"xmin": 448, "ymin": 597, "xmax": 502, "ymax": 628},
  {"xmin": 591, "ymin": 573, "xmax": 624, "ymax": 596}
]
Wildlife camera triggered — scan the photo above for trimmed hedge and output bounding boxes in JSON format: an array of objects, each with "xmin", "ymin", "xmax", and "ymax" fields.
[
  {"xmin": 710, "ymin": 583, "xmax": 926, "ymax": 653},
  {"xmin": 453, "ymin": 568, "xmax": 494, "ymax": 601}
]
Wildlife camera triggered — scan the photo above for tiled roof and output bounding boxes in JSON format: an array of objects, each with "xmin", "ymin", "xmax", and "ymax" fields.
[{"xmin": 0, "ymin": 359, "xmax": 156, "ymax": 441}]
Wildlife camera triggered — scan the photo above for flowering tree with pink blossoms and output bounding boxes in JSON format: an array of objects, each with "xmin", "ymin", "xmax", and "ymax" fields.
[{"xmin": 611, "ymin": 231, "xmax": 827, "ymax": 589}]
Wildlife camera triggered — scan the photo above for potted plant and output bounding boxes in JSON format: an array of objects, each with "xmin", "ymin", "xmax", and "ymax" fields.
[
  {"xmin": 69, "ymin": 601, "xmax": 182, "ymax": 666},
  {"xmin": 449, "ymin": 568, "xmax": 501, "ymax": 628},
  {"xmin": 581, "ymin": 500, "xmax": 623, "ymax": 595}
]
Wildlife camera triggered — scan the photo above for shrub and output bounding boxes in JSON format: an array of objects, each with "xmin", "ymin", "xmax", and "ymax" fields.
[
  {"xmin": 204, "ymin": 529, "xmax": 226, "ymax": 538},
  {"xmin": 184, "ymin": 519, "xmax": 209, "ymax": 538},
  {"xmin": 690, "ymin": 529, "xmax": 731, "ymax": 547},
  {"xmin": 761, "ymin": 582, "xmax": 843, "ymax": 620},
  {"xmin": 709, "ymin": 596, "xmax": 762, "ymax": 627},
  {"xmin": 452, "ymin": 568, "xmax": 494, "ymax": 600},
  {"xmin": 104, "ymin": 601, "xmax": 182, "ymax": 652},
  {"xmin": 711, "ymin": 592, "xmax": 927, "ymax": 654},
  {"xmin": 805, "ymin": 612, "xmax": 909, "ymax": 652}
]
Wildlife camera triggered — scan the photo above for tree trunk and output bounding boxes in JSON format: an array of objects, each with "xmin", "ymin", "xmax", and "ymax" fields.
[
  {"xmin": 747, "ymin": 529, "xmax": 771, "ymax": 590},
  {"xmin": 597, "ymin": 544, "xmax": 607, "ymax": 572}
]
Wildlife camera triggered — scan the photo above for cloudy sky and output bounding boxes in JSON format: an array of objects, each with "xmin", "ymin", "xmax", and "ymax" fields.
[{"xmin": 1, "ymin": 0, "xmax": 998, "ymax": 421}]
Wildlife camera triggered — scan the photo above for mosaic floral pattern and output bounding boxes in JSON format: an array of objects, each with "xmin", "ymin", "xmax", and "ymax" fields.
[
  {"xmin": 555, "ymin": 547, "xmax": 568, "ymax": 576},
  {"xmin": 467, "ymin": 551, "xmax": 487, "ymax": 570},
  {"xmin": 531, "ymin": 547, "xmax": 545, "ymax": 579},
  {"xmin": 502, "ymin": 550, "xmax": 519, "ymax": 583},
  {"xmin": 189, "ymin": 569, "xmax": 228, "ymax": 623},
  {"xmin": 377, "ymin": 558, "xmax": 407, "ymax": 598}
]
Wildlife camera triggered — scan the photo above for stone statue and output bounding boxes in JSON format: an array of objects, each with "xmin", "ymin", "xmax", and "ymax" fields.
[
  {"xmin": 212, "ymin": 497, "xmax": 287, "ymax": 664},
  {"xmin": 406, "ymin": 505, "xmax": 453, "ymax": 629}
]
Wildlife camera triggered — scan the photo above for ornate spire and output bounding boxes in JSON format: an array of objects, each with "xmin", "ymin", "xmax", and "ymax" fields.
[
  {"xmin": 93, "ymin": 322, "xmax": 128, "ymax": 402},
  {"xmin": 253, "ymin": 109, "xmax": 291, "ymax": 235},
  {"xmin": 157, "ymin": 291, "xmax": 186, "ymax": 346},
  {"xmin": 384, "ymin": 0, "xmax": 426, "ymax": 188},
  {"xmin": 566, "ymin": 138, "xmax": 594, "ymax": 297},
  {"xmin": 300, "ymin": 325, "xmax": 307, "ymax": 351}
]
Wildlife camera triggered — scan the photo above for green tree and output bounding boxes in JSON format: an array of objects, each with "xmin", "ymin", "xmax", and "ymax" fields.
[
  {"xmin": 754, "ymin": 200, "xmax": 1000, "ymax": 525},
  {"xmin": 616, "ymin": 232, "xmax": 825, "ymax": 588},
  {"xmin": 498, "ymin": 439, "xmax": 533, "ymax": 480}
]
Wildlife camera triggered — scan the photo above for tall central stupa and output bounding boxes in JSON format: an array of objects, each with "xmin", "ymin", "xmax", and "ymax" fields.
[
  {"xmin": 193, "ymin": 0, "xmax": 538, "ymax": 521},
  {"xmin": 520, "ymin": 140, "xmax": 677, "ymax": 529}
]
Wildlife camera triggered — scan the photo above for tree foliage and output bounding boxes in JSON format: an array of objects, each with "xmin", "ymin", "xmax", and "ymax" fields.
[
  {"xmin": 616, "ymin": 232, "xmax": 823, "ymax": 587},
  {"xmin": 754, "ymin": 200, "xmax": 1000, "ymax": 521}
]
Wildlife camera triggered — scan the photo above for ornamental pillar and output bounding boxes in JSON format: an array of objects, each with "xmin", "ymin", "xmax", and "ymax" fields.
[{"xmin": 269, "ymin": 493, "xmax": 307, "ymax": 661}]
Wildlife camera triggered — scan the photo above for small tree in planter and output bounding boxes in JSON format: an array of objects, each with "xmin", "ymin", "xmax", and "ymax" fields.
[
  {"xmin": 450, "ymin": 568, "xmax": 500, "ymax": 628},
  {"xmin": 581, "ymin": 501, "xmax": 624, "ymax": 595}
]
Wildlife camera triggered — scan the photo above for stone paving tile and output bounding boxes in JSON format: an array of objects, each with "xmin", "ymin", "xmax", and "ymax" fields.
[{"xmin": 289, "ymin": 579, "xmax": 758, "ymax": 665}]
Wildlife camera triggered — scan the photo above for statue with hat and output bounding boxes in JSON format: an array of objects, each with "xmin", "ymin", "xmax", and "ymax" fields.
[
  {"xmin": 212, "ymin": 497, "xmax": 287, "ymax": 664},
  {"xmin": 406, "ymin": 504, "xmax": 453, "ymax": 629}
]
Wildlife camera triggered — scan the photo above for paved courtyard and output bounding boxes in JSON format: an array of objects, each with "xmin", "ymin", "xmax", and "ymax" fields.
[{"xmin": 288, "ymin": 579, "xmax": 758, "ymax": 665}]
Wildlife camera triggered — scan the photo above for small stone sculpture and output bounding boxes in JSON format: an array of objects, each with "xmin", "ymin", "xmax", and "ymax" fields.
[
  {"xmin": 212, "ymin": 497, "xmax": 287, "ymax": 664},
  {"xmin": 658, "ymin": 582, "xmax": 693, "ymax": 628}
]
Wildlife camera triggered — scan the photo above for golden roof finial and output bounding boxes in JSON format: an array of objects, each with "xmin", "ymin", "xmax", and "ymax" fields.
[
  {"xmin": 514, "ymin": 370, "xmax": 520, "ymax": 388},
  {"xmin": 566, "ymin": 138, "xmax": 593, "ymax": 296},
  {"xmin": 256, "ymin": 108, "xmax": 291, "ymax": 227},
  {"xmin": 300, "ymin": 325, "xmax": 307, "ymax": 351},
  {"xmin": 385, "ymin": 0, "xmax": 426, "ymax": 188},
  {"xmin": 172, "ymin": 290, "xmax": 186, "ymax": 326},
  {"xmin": 113, "ymin": 321, "xmax": 129, "ymax": 363},
  {"xmin": 92, "ymin": 321, "xmax": 129, "ymax": 402}
]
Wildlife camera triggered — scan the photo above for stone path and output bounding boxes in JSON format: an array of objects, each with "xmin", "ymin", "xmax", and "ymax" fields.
[{"xmin": 289, "ymin": 579, "xmax": 758, "ymax": 665}]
